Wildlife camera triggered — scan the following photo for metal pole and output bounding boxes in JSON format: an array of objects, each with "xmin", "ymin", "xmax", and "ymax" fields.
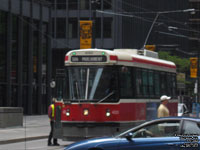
[{"xmin": 92, "ymin": 0, "xmax": 97, "ymax": 48}]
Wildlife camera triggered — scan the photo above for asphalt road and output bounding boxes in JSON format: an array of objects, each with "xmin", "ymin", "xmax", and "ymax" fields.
[{"xmin": 0, "ymin": 139, "xmax": 74, "ymax": 150}]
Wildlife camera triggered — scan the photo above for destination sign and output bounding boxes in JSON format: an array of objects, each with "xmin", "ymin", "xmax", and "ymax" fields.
[{"xmin": 71, "ymin": 56, "xmax": 107, "ymax": 62}]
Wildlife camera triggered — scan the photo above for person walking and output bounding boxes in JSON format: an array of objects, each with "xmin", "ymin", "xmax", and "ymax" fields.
[
  {"xmin": 48, "ymin": 99, "xmax": 60, "ymax": 146},
  {"xmin": 157, "ymin": 95, "xmax": 170, "ymax": 118}
]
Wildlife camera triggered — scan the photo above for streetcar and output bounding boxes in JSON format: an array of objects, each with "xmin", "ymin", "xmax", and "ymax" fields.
[{"xmin": 52, "ymin": 48, "xmax": 177, "ymax": 140}]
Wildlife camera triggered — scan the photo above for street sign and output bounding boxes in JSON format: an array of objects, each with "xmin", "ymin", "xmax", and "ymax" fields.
[
  {"xmin": 190, "ymin": 57, "xmax": 198, "ymax": 78},
  {"xmin": 80, "ymin": 20, "xmax": 92, "ymax": 49}
]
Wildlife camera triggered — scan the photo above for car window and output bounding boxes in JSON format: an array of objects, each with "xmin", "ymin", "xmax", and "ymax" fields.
[
  {"xmin": 182, "ymin": 120, "xmax": 200, "ymax": 134},
  {"xmin": 132, "ymin": 121, "xmax": 180, "ymax": 138}
]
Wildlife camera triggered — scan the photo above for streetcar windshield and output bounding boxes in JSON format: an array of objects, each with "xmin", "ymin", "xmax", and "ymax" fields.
[{"xmin": 63, "ymin": 66, "xmax": 118, "ymax": 102}]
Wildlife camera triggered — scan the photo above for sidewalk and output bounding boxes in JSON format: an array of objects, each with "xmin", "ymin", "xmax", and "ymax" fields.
[{"xmin": 0, "ymin": 115, "xmax": 50, "ymax": 145}]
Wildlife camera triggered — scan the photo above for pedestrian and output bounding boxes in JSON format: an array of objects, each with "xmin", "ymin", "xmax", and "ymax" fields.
[
  {"xmin": 48, "ymin": 98, "xmax": 60, "ymax": 146},
  {"xmin": 157, "ymin": 95, "xmax": 171, "ymax": 118}
]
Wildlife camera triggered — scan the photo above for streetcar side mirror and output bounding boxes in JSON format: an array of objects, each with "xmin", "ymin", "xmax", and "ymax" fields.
[{"xmin": 50, "ymin": 81, "xmax": 56, "ymax": 88}]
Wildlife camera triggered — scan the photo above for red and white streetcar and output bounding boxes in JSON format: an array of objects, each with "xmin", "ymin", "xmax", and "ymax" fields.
[{"xmin": 52, "ymin": 48, "xmax": 177, "ymax": 140}]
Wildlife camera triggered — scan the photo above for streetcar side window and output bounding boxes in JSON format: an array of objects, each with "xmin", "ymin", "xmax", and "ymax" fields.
[
  {"xmin": 166, "ymin": 73, "xmax": 172, "ymax": 96},
  {"xmin": 149, "ymin": 71, "xmax": 154, "ymax": 97},
  {"xmin": 134, "ymin": 68, "xmax": 176, "ymax": 99},
  {"xmin": 160, "ymin": 72, "xmax": 167, "ymax": 95},
  {"xmin": 135, "ymin": 68, "xmax": 142, "ymax": 97},
  {"xmin": 142, "ymin": 70, "xmax": 148, "ymax": 97},
  {"xmin": 171, "ymin": 74, "xmax": 177, "ymax": 97},
  {"xmin": 119, "ymin": 67, "xmax": 133, "ymax": 98},
  {"xmin": 154, "ymin": 72, "xmax": 160, "ymax": 97}
]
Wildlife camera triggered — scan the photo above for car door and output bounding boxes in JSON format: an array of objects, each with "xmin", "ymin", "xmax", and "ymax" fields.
[{"xmin": 118, "ymin": 120, "xmax": 181, "ymax": 150}]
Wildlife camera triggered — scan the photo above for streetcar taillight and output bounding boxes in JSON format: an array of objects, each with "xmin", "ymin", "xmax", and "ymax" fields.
[
  {"xmin": 66, "ymin": 108, "xmax": 70, "ymax": 116},
  {"xmin": 106, "ymin": 109, "xmax": 111, "ymax": 117},
  {"xmin": 83, "ymin": 109, "xmax": 89, "ymax": 116}
]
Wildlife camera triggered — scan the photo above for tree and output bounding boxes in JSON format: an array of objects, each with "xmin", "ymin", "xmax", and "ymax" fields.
[{"xmin": 158, "ymin": 51, "xmax": 190, "ymax": 73}]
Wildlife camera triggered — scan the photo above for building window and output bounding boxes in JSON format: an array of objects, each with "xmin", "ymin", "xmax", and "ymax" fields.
[
  {"xmin": 33, "ymin": 20, "xmax": 39, "ymax": 82},
  {"xmin": 94, "ymin": 1, "xmax": 101, "ymax": 10},
  {"xmin": 0, "ymin": 11, "xmax": 7, "ymax": 82},
  {"xmin": 57, "ymin": 0, "xmax": 66, "ymax": 9},
  {"xmin": 23, "ymin": 18, "xmax": 29, "ymax": 84},
  {"xmin": 56, "ymin": 18, "xmax": 66, "ymax": 38},
  {"xmin": 68, "ymin": 0, "xmax": 78, "ymax": 10},
  {"xmin": 103, "ymin": 0, "xmax": 112, "ymax": 10},
  {"xmin": 42, "ymin": 23, "xmax": 48, "ymax": 102},
  {"xmin": 189, "ymin": 2, "xmax": 200, "ymax": 19},
  {"xmin": 103, "ymin": 18, "xmax": 112, "ymax": 38},
  {"xmin": 12, "ymin": 15, "xmax": 18, "ymax": 83},
  {"xmin": 42, "ymin": 23, "xmax": 48, "ymax": 76},
  {"xmin": 80, "ymin": 0, "xmax": 89, "ymax": 10},
  {"xmin": 96, "ymin": 18, "xmax": 101, "ymax": 38},
  {"xmin": 68, "ymin": 18, "xmax": 77, "ymax": 38},
  {"xmin": 52, "ymin": 18, "xmax": 55, "ymax": 38}
]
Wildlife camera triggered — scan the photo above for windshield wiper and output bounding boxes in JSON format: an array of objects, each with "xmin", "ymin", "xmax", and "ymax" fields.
[{"xmin": 97, "ymin": 91, "xmax": 115, "ymax": 103}]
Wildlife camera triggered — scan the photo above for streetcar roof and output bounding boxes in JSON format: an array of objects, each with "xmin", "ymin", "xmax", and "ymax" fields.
[{"xmin": 65, "ymin": 49, "xmax": 176, "ymax": 72}]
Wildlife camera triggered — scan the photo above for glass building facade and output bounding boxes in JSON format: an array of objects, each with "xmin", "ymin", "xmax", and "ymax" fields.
[{"xmin": 0, "ymin": 0, "xmax": 52, "ymax": 115}]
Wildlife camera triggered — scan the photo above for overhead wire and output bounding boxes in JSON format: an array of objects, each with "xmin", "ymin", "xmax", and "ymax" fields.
[
  {"xmin": 104, "ymin": 0, "xmax": 200, "ymax": 35},
  {"xmin": 45, "ymin": 0, "xmax": 200, "ymax": 35},
  {"xmin": 29, "ymin": 0, "xmax": 200, "ymax": 47}
]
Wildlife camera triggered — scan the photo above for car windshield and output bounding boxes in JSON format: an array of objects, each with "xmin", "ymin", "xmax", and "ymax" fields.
[
  {"xmin": 116, "ymin": 120, "xmax": 181, "ymax": 138},
  {"xmin": 61, "ymin": 66, "xmax": 118, "ymax": 102}
]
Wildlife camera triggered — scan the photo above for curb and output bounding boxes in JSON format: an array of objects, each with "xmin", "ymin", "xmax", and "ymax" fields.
[{"xmin": 0, "ymin": 135, "xmax": 48, "ymax": 145}]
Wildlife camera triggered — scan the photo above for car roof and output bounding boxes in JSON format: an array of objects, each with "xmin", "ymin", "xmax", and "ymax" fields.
[
  {"xmin": 151, "ymin": 117, "xmax": 200, "ymax": 122},
  {"xmin": 136, "ymin": 117, "xmax": 200, "ymax": 129}
]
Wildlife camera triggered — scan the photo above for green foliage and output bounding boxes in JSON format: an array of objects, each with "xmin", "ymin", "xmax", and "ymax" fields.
[{"xmin": 158, "ymin": 51, "xmax": 190, "ymax": 73}]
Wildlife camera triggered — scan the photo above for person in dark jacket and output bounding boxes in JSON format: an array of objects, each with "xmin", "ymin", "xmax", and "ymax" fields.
[{"xmin": 48, "ymin": 98, "xmax": 60, "ymax": 146}]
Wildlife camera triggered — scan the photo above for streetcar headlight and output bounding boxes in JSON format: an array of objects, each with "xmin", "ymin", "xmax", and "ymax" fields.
[
  {"xmin": 106, "ymin": 109, "xmax": 111, "ymax": 117},
  {"xmin": 83, "ymin": 109, "xmax": 89, "ymax": 116},
  {"xmin": 66, "ymin": 109, "xmax": 70, "ymax": 116}
]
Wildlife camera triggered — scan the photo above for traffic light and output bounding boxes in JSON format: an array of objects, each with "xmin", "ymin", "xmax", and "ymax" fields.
[{"xmin": 190, "ymin": 57, "xmax": 198, "ymax": 78}]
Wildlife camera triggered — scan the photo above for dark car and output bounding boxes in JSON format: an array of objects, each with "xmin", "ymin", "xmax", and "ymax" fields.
[{"xmin": 64, "ymin": 117, "xmax": 200, "ymax": 150}]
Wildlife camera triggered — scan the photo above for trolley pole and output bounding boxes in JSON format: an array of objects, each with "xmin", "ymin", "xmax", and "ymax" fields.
[{"xmin": 141, "ymin": 9, "xmax": 195, "ymax": 50}]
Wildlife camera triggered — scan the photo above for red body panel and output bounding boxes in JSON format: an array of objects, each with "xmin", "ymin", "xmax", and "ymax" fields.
[
  {"xmin": 168, "ymin": 102, "xmax": 178, "ymax": 116},
  {"xmin": 57, "ymin": 102, "xmax": 178, "ymax": 123},
  {"xmin": 119, "ymin": 103, "xmax": 146, "ymax": 121}
]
